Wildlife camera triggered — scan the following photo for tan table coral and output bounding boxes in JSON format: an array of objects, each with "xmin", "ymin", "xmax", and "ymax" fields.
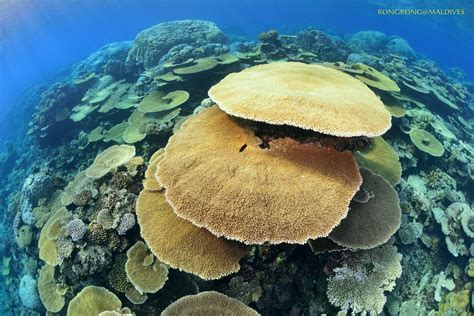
[
  {"xmin": 136, "ymin": 188, "xmax": 248, "ymax": 280},
  {"xmin": 38, "ymin": 264, "xmax": 65, "ymax": 313},
  {"xmin": 156, "ymin": 106, "xmax": 362, "ymax": 244},
  {"xmin": 161, "ymin": 291, "xmax": 259, "ymax": 316},
  {"xmin": 352, "ymin": 63, "xmax": 400, "ymax": 92},
  {"xmin": 209, "ymin": 62, "xmax": 391, "ymax": 137}
]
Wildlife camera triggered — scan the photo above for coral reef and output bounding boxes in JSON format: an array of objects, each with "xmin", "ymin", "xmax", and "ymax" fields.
[
  {"xmin": 1, "ymin": 19, "xmax": 472, "ymax": 316},
  {"xmin": 326, "ymin": 243, "xmax": 402, "ymax": 315},
  {"xmin": 127, "ymin": 20, "xmax": 227, "ymax": 69}
]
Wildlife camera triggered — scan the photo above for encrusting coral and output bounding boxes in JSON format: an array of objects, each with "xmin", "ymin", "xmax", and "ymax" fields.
[
  {"xmin": 328, "ymin": 168, "xmax": 401, "ymax": 249},
  {"xmin": 16, "ymin": 225, "xmax": 33, "ymax": 248},
  {"xmin": 60, "ymin": 170, "xmax": 98, "ymax": 206},
  {"xmin": 209, "ymin": 62, "xmax": 391, "ymax": 137},
  {"xmin": 156, "ymin": 106, "xmax": 362, "ymax": 244},
  {"xmin": 125, "ymin": 241, "xmax": 168, "ymax": 294},
  {"xmin": 108, "ymin": 253, "xmax": 133, "ymax": 294},
  {"xmin": 161, "ymin": 291, "xmax": 259, "ymax": 316}
]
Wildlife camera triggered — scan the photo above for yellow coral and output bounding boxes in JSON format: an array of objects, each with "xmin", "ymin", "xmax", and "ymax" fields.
[
  {"xmin": 209, "ymin": 62, "xmax": 391, "ymax": 137},
  {"xmin": 355, "ymin": 137, "xmax": 402, "ymax": 185},
  {"xmin": 161, "ymin": 291, "xmax": 259, "ymax": 316},
  {"xmin": 67, "ymin": 286, "xmax": 122, "ymax": 316},
  {"xmin": 38, "ymin": 264, "xmax": 66, "ymax": 313},
  {"xmin": 125, "ymin": 241, "xmax": 168, "ymax": 294},
  {"xmin": 86, "ymin": 145, "xmax": 136, "ymax": 179},
  {"xmin": 138, "ymin": 90, "xmax": 189, "ymax": 113},
  {"xmin": 156, "ymin": 106, "xmax": 362, "ymax": 244},
  {"xmin": 39, "ymin": 207, "xmax": 70, "ymax": 266}
]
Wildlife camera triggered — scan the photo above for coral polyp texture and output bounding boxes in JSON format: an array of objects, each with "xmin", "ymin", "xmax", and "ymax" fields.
[
  {"xmin": 156, "ymin": 106, "xmax": 362, "ymax": 244},
  {"xmin": 209, "ymin": 62, "xmax": 391, "ymax": 137},
  {"xmin": 3, "ymin": 18, "xmax": 473, "ymax": 316},
  {"xmin": 136, "ymin": 188, "xmax": 249, "ymax": 280},
  {"xmin": 161, "ymin": 291, "xmax": 260, "ymax": 316}
]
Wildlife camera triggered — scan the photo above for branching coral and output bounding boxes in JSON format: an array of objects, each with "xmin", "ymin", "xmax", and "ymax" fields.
[
  {"xmin": 326, "ymin": 243, "xmax": 402, "ymax": 315},
  {"xmin": 66, "ymin": 218, "xmax": 87, "ymax": 242}
]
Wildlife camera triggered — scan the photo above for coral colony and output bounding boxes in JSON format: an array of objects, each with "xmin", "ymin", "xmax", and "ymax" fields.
[{"xmin": 0, "ymin": 20, "xmax": 472, "ymax": 315}]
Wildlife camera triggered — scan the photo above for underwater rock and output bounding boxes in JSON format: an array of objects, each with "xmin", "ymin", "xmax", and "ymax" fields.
[
  {"xmin": 22, "ymin": 172, "xmax": 54, "ymax": 206},
  {"xmin": 20, "ymin": 172, "xmax": 55, "ymax": 225},
  {"xmin": 398, "ymin": 215, "xmax": 423, "ymax": 245},
  {"xmin": 346, "ymin": 52, "xmax": 378, "ymax": 67},
  {"xmin": 296, "ymin": 28, "xmax": 350, "ymax": 62},
  {"xmin": 349, "ymin": 30, "xmax": 389, "ymax": 52},
  {"xmin": 433, "ymin": 202, "xmax": 472, "ymax": 257},
  {"xmin": 225, "ymin": 276, "xmax": 263, "ymax": 305},
  {"xmin": 73, "ymin": 41, "xmax": 133, "ymax": 77},
  {"xmin": 386, "ymin": 37, "xmax": 415, "ymax": 59},
  {"xmin": 19, "ymin": 275, "xmax": 42, "ymax": 311},
  {"xmin": 127, "ymin": 20, "xmax": 227, "ymax": 68}
]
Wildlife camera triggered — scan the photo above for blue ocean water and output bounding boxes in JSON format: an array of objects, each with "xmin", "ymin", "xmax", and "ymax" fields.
[
  {"xmin": 0, "ymin": 1, "xmax": 473, "ymax": 315},
  {"xmin": 1, "ymin": 0, "xmax": 473, "ymax": 131}
]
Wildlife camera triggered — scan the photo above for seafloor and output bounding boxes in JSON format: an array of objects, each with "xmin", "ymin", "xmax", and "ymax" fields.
[{"xmin": 0, "ymin": 20, "xmax": 472, "ymax": 316}]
